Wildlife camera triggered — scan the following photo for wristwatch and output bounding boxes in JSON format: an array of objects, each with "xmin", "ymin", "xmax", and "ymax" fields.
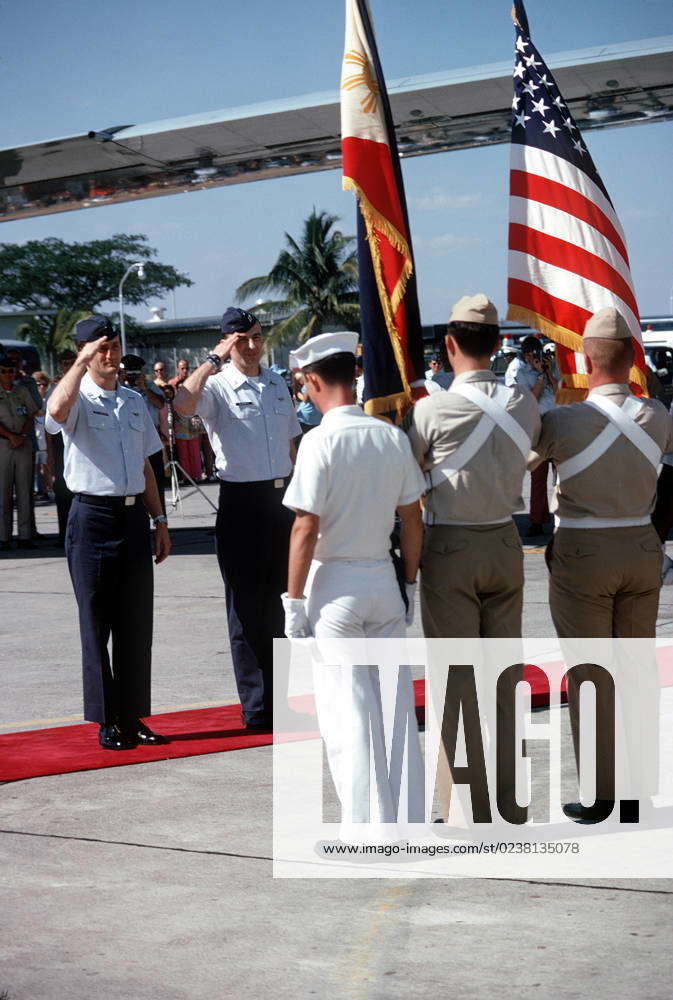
[
  {"xmin": 206, "ymin": 353, "xmax": 222, "ymax": 370},
  {"xmin": 152, "ymin": 514, "xmax": 168, "ymax": 526}
]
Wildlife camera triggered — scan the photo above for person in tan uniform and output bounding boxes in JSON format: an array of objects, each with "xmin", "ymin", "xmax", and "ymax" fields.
[
  {"xmin": 530, "ymin": 307, "xmax": 673, "ymax": 640},
  {"xmin": 407, "ymin": 294, "xmax": 541, "ymax": 825},
  {"xmin": 530, "ymin": 307, "xmax": 673, "ymax": 822},
  {"xmin": 406, "ymin": 293, "xmax": 541, "ymax": 638},
  {"xmin": 0, "ymin": 353, "xmax": 39, "ymax": 550}
]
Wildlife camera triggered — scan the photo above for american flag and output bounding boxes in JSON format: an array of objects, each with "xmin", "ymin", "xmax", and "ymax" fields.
[
  {"xmin": 506, "ymin": 0, "xmax": 647, "ymax": 399},
  {"xmin": 341, "ymin": 0, "xmax": 425, "ymax": 421}
]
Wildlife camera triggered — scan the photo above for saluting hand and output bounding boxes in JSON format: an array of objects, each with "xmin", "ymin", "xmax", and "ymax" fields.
[
  {"xmin": 154, "ymin": 523, "xmax": 171, "ymax": 564},
  {"xmin": 77, "ymin": 335, "xmax": 110, "ymax": 367},
  {"xmin": 211, "ymin": 332, "xmax": 246, "ymax": 361}
]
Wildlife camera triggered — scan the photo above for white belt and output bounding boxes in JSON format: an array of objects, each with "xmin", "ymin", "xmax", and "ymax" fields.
[
  {"xmin": 425, "ymin": 384, "xmax": 531, "ymax": 490},
  {"xmin": 555, "ymin": 514, "xmax": 651, "ymax": 529},
  {"xmin": 557, "ymin": 395, "xmax": 661, "ymax": 483}
]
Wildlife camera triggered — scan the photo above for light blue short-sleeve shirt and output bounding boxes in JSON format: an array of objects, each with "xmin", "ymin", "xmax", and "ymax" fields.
[
  {"xmin": 45, "ymin": 372, "xmax": 161, "ymax": 496},
  {"xmin": 197, "ymin": 363, "xmax": 301, "ymax": 482}
]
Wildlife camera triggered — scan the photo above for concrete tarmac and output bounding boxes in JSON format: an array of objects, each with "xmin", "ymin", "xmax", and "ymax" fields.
[{"xmin": 1, "ymin": 485, "xmax": 672, "ymax": 999}]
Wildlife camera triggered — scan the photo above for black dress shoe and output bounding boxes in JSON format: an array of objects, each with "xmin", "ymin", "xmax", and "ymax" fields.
[
  {"xmin": 562, "ymin": 800, "xmax": 614, "ymax": 823},
  {"xmin": 98, "ymin": 723, "xmax": 138, "ymax": 751},
  {"xmin": 130, "ymin": 720, "xmax": 169, "ymax": 745},
  {"xmin": 241, "ymin": 714, "xmax": 272, "ymax": 733}
]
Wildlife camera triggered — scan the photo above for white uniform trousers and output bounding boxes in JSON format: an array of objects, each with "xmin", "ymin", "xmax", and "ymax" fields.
[{"xmin": 306, "ymin": 559, "xmax": 425, "ymax": 842}]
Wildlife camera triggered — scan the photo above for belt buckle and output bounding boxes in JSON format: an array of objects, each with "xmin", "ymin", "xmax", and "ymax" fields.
[
  {"xmin": 124, "ymin": 496, "xmax": 135, "ymax": 506},
  {"xmin": 274, "ymin": 478, "xmax": 284, "ymax": 489}
]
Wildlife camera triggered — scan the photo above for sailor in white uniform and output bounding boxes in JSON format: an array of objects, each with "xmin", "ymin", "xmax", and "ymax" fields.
[{"xmin": 281, "ymin": 332, "xmax": 426, "ymax": 842}]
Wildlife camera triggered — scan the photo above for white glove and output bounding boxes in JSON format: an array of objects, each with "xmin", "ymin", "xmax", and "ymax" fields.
[
  {"xmin": 281, "ymin": 592, "xmax": 312, "ymax": 638},
  {"xmin": 404, "ymin": 582, "xmax": 417, "ymax": 628},
  {"xmin": 662, "ymin": 550, "xmax": 673, "ymax": 586}
]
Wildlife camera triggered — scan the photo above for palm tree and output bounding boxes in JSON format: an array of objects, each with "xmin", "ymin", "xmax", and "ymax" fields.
[
  {"xmin": 17, "ymin": 307, "xmax": 90, "ymax": 373},
  {"xmin": 235, "ymin": 209, "xmax": 360, "ymax": 346}
]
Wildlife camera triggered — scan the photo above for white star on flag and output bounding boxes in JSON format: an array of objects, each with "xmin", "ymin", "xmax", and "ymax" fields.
[
  {"xmin": 513, "ymin": 62, "xmax": 525, "ymax": 79},
  {"xmin": 512, "ymin": 94, "xmax": 521, "ymax": 110},
  {"xmin": 524, "ymin": 54, "xmax": 541, "ymax": 68},
  {"xmin": 516, "ymin": 35, "xmax": 528, "ymax": 52},
  {"xmin": 531, "ymin": 97, "xmax": 549, "ymax": 116},
  {"xmin": 553, "ymin": 95, "xmax": 565, "ymax": 108},
  {"xmin": 522, "ymin": 80, "xmax": 539, "ymax": 96},
  {"xmin": 572, "ymin": 137, "xmax": 586, "ymax": 154},
  {"xmin": 543, "ymin": 119, "xmax": 561, "ymax": 137},
  {"xmin": 538, "ymin": 74, "xmax": 551, "ymax": 86},
  {"xmin": 563, "ymin": 117, "xmax": 577, "ymax": 132},
  {"xmin": 513, "ymin": 111, "xmax": 531, "ymax": 128}
]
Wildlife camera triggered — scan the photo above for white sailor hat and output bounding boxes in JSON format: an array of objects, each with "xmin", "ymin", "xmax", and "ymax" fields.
[{"xmin": 289, "ymin": 331, "xmax": 359, "ymax": 370}]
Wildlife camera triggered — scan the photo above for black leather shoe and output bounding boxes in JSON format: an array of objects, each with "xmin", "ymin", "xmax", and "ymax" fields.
[
  {"xmin": 98, "ymin": 723, "xmax": 137, "ymax": 751},
  {"xmin": 562, "ymin": 800, "xmax": 614, "ymax": 823},
  {"xmin": 131, "ymin": 720, "xmax": 169, "ymax": 746},
  {"xmin": 241, "ymin": 714, "xmax": 272, "ymax": 733}
]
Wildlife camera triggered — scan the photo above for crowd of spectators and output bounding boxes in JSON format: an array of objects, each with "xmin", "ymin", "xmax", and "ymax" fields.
[{"xmin": 0, "ymin": 342, "xmax": 539, "ymax": 550}]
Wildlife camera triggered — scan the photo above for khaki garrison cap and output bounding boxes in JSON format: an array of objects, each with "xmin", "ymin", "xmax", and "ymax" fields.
[
  {"xmin": 583, "ymin": 307, "xmax": 631, "ymax": 341},
  {"xmin": 449, "ymin": 293, "xmax": 498, "ymax": 326}
]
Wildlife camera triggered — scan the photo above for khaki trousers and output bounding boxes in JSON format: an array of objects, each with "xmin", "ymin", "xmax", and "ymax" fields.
[
  {"xmin": 548, "ymin": 525, "xmax": 662, "ymax": 639},
  {"xmin": 548, "ymin": 525, "xmax": 662, "ymax": 801},
  {"xmin": 420, "ymin": 521, "xmax": 524, "ymax": 639},
  {"xmin": 0, "ymin": 439, "xmax": 33, "ymax": 541}
]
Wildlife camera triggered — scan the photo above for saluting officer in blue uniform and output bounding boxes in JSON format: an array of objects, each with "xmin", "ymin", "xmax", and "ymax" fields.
[
  {"xmin": 174, "ymin": 308, "xmax": 301, "ymax": 730},
  {"xmin": 46, "ymin": 315, "xmax": 171, "ymax": 750}
]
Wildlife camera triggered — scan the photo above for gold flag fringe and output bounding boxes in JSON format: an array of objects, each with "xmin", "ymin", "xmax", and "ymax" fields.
[
  {"xmin": 364, "ymin": 390, "xmax": 409, "ymax": 424},
  {"xmin": 506, "ymin": 305, "xmax": 649, "ymax": 395},
  {"xmin": 343, "ymin": 174, "xmax": 414, "ymax": 403}
]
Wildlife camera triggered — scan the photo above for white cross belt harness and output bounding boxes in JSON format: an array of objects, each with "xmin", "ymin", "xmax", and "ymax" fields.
[
  {"xmin": 555, "ymin": 394, "xmax": 662, "ymax": 529},
  {"xmin": 424, "ymin": 384, "xmax": 531, "ymax": 526}
]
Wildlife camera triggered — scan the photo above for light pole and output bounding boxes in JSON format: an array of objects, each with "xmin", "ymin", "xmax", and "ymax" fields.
[{"xmin": 118, "ymin": 261, "xmax": 145, "ymax": 355}]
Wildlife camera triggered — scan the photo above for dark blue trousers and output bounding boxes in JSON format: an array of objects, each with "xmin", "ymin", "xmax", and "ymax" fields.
[
  {"xmin": 215, "ymin": 479, "xmax": 293, "ymax": 724},
  {"xmin": 66, "ymin": 495, "xmax": 154, "ymax": 725}
]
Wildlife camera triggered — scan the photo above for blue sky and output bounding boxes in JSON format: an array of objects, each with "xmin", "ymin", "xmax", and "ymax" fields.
[{"xmin": 2, "ymin": 0, "xmax": 672, "ymax": 324}]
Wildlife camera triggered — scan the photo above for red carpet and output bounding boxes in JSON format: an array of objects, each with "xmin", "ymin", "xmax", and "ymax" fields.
[{"xmin": 2, "ymin": 658, "xmax": 672, "ymax": 782}]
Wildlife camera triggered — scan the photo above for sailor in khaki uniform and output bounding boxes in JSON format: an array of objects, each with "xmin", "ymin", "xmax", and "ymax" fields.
[
  {"xmin": 407, "ymin": 294, "xmax": 540, "ymax": 826},
  {"xmin": 530, "ymin": 307, "xmax": 673, "ymax": 639},
  {"xmin": 530, "ymin": 307, "xmax": 673, "ymax": 822},
  {"xmin": 406, "ymin": 294, "xmax": 541, "ymax": 638}
]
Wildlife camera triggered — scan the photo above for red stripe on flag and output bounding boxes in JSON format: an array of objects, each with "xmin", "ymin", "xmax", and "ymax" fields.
[
  {"xmin": 342, "ymin": 136, "xmax": 409, "ymax": 240},
  {"xmin": 510, "ymin": 170, "xmax": 629, "ymax": 266},
  {"xmin": 509, "ymin": 224, "xmax": 639, "ymax": 320},
  {"xmin": 508, "ymin": 277, "xmax": 592, "ymax": 337},
  {"xmin": 556, "ymin": 343, "xmax": 578, "ymax": 374}
]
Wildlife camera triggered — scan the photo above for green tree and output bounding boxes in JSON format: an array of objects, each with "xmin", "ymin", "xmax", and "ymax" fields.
[
  {"xmin": 17, "ymin": 308, "xmax": 89, "ymax": 373},
  {"xmin": 235, "ymin": 209, "xmax": 359, "ymax": 346},
  {"xmin": 0, "ymin": 234, "xmax": 192, "ymax": 367}
]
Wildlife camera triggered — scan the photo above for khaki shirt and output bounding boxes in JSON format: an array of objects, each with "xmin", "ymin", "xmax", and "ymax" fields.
[
  {"xmin": 530, "ymin": 383, "xmax": 673, "ymax": 522},
  {"xmin": 406, "ymin": 370, "xmax": 541, "ymax": 524},
  {"xmin": 0, "ymin": 382, "xmax": 38, "ymax": 436}
]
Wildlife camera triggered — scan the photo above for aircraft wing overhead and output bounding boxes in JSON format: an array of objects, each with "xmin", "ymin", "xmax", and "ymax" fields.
[{"xmin": 1, "ymin": 36, "xmax": 671, "ymax": 223}]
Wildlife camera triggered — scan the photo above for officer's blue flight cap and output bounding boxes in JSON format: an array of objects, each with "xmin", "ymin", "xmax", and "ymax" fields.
[
  {"xmin": 221, "ymin": 307, "xmax": 259, "ymax": 335},
  {"xmin": 75, "ymin": 314, "xmax": 117, "ymax": 344}
]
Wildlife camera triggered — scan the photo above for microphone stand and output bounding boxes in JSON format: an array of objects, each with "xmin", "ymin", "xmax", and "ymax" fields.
[{"xmin": 165, "ymin": 398, "xmax": 218, "ymax": 514}]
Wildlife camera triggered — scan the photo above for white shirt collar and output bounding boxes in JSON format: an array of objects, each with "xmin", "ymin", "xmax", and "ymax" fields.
[
  {"xmin": 221, "ymin": 362, "xmax": 272, "ymax": 390},
  {"xmin": 321, "ymin": 405, "xmax": 362, "ymax": 425},
  {"xmin": 81, "ymin": 371, "xmax": 115, "ymax": 400}
]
